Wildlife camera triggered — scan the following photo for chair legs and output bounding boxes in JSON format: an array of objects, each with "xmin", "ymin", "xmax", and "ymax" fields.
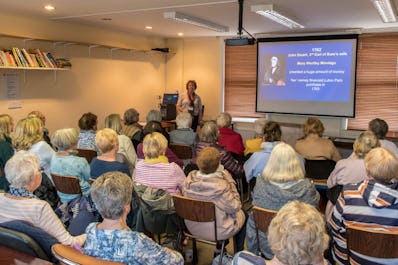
[
  {"xmin": 192, "ymin": 238, "xmax": 198, "ymax": 264},
  {"xmin": 218, "ymin": 240, "xmax": 226, "ymax": 265}
]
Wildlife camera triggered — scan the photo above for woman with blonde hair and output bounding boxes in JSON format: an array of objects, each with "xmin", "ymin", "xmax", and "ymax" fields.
[
  {"xmin": 90, "ymin": 128, "xmax": 130, "ymax": 179},
  {"xmin": 13, "ymin": 116, "xmax": 54, "ymax": 181},
  {"xmin": 245, "ymin": 143, "xmax": 319, "ymax": 259},
  {"xmin": 0, "ymin": 114, "xmax": 15, "ymax": 191},
  {"xmin": 294, "ymin": 117, "xmax": 341, "ymax": 161},
  {"xmin": 135, "ymin": 132, "xmax": 185, "ymax": 195},
  {"xmin": 105, "ymin": 113, "xmax": 137, "ymax": 174},
  {"xmin": 234, "ymin": 201, "xmax": 329, "ymax": 265}
]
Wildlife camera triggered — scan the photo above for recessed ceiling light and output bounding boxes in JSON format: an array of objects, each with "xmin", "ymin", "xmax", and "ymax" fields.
[
  {"xmin": 101, "ymin": 18, "xmax": 112, "ymax": 21},
  {"xmin": 178, "ymin": 32, "xmax": 184, "ymax": 36},
  {"xmin": 145, "ymin": 26, "xmax": 153, "ymax": 30},
  {"xmin": 44, "ymin": 5, "xmax": 55, "ymax": 11}
]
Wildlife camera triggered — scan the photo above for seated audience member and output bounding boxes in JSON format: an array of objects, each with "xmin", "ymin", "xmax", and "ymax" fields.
[
  {"xmin": 51, "ymin": 128, "xmax": 97, "ymax": 234},
  {"xmin": 183, "ymin": 147, "xmax": 246, "ymax": 253},
  {"xmin": 330, "ymin": 147, "xmax": 398, "ymax": 265},
  {"xmin": 51, "ymin": 128, "xmax": 91, "ymax": 203},
  {"xmin": 13, "ymin": 116, "xmax": 59, "ymax": 208},
  {"xmin": 233, "ymin": 201, "xmax": 329, "ymax": 265},
  {"xmin": 121, "ymin": 108, "xmax": 143, "ymax": 150},
  {"xmin": 169, "ymin": 112, "xmax": 199, "ymax": 147},
  {"xmin": 146, "ymin": 109, "xmax": 170, "ymax": 143},
  {"xmin": 90, "ymin": 128, "xmax": 130, "ymax": 179},
  {"xmin": 105, "ymin": 113, "xmax": 137, "ymax": 174},
  {"xmin": 217, "ymin": 112, "xmax": 245, "ymax": 157},
  {"xmin": 244, "ymin": 118, "xmax": 267, "ymax": 157},
  {"xmin": 368, "ymin": 118, "xmax": 398, "ymax": 157},
  {"xmin": 84, "ymin": 171, "xmax": 184, "ymax": 264},
  {"xmin": 136, "ymin": 121, "xmax": 183, "ymax": 168},
  {"xmin": 77, "ymin": 112, "xmax": 98, "ymax": 150},
  {"xmin": 134, "ymin": 132, "xmax": 185, "ymax": 195},
  {"xmin": 0, "ymin": 114, "xmax": 14, "ymax": 191},
  {"xmin": 326, "ymin": 131, "xmax": 380, "ymax": 218},
  {"xmin": 193, "ymin": 121, "xmax": 244, "ymax": 179},
  {"xmin": 246, "ymin": 143, "xmax": 319, "ymax": 259},
  {"xmin": 28, "ymin": 110, "xmax": 52, "ymax": 147},
  {"xmin": 294, "ymin": 117, "xmax": 341, "ymax": 161},
  {"xmin": 244, "ymin": 121, "xmax": 281, "ymax": 182},
  {"xmin": 0, "ymin": 151, "xmax": 85, "ymax": 246},
  {"xmin": 13, "ymin": 116, "xmax": 55, "ymax": 181}
]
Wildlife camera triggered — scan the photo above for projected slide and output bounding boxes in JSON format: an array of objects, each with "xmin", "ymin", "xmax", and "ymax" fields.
[{"xmin": 256, "ymin": 35, "xmax": 358, "ymax": 117}]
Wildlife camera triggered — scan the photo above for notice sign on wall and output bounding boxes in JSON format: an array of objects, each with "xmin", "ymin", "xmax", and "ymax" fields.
[{"xmin": 2, "ymin": 73, "xmax": 22, "ymax": 109}]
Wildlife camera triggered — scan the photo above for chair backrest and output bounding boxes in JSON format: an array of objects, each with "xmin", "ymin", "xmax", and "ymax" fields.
[
  {"xmin": 76, "ymin": 148, "xmax": 97, "ymax": 163},
  {"xmin": 305, "ymin": 159, "xmax": 336, "ymax": 179},
  {"xmin": 252, "ymin": 206, "xmax": 277, "ymax": 234},
  {"xmin": 0, "ymin": 220, "xmax": 58, "ymax": 261},
  {"xmin": 346, "ymin": 225, "xmax": 398, "ymax": 259},
  {"xmin": 169, "ymin": 144, "xmax": 193, "ymax": 160},
  {"xmin": 0, "ymin": 225, "xmax": 50, "ymax": 261},
  {"xmin": 52, "ymin": 244, "xmax": 124, "ymax": 265},
  {"xmin": 51, "ymin": 174, "xmax": 81, "ymax": 194},
  {"xmin": 173, "ymin": 194, "xmax": 218, "ymax": 241}
]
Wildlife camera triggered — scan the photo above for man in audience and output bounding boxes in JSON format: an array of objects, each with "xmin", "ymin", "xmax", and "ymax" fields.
[{"xmin": 330, "ymin": 147, "xmax": 398, "ymax": 264}]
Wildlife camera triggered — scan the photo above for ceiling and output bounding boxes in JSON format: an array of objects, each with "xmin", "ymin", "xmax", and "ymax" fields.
[{"xmin": 2, "ymin": 0, "xmax": 398, "ymax": 38}]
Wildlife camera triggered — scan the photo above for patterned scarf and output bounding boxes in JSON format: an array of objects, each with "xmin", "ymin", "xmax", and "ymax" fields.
[{"xmin": 8, "ymin": 186, "xmax": 37, "ymax": 199}]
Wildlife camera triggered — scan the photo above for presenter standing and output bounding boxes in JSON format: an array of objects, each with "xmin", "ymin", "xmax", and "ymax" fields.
[{"xmin": 177, "ymin": 80, "xmax": 203, "ymax": 132}]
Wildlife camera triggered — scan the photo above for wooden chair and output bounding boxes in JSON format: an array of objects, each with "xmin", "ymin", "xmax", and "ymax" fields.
[
  {"xmin": 172, "ymin": 194, "xmax": 227, "ymax": 265},
  {"xmin": 346, "ymin": 224, "xmax": 398, "ymax": 262},
  {"xmin": 252, "ymin": 206, "xmax": 277, "ymax": 255},
  {"xmin": 51, "ymin": 174, "xmax": 81, "ymax": 194},
  {"xmin": 51, "ymin": 244, "xmax": 123, "ymax": 265},
  {"xmin": 76, "ymin": 148, "xmax": 97, "ymax": 163},
  {"xmin": 305, "ymin": 159, "xmax": 336, "ymax": 180},
  {"xmin": 169, "ymin": 144, "xmax": 193, "ymax": 160}
]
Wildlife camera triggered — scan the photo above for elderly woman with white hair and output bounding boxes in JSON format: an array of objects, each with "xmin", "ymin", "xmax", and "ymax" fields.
[
  {"xmin": 84, "ymin": 171, "xmax": 184, "ymax": 264},
  {"xmin": 233, "ymin": 201, "xmax": 329, "ymax": 265},
  {"xmin": 51, "ymin": 128, "xmax": 91, "ymax": 204},
  {"xmin": 0, "ymin": 151, "xmax": 86, "ymax": 246},
  {"xmin": 169, "ymin": 112, "xmax": 198, "ymax": 147},
  {"xmin": 245, "ymin": 143, "xmax": 319, "ymax": 259},
  {"xmin": 217, "ymin": 112, "xmax": 245, "ymax": 157},
  {"xmin": 244, "ymin": 118, "xmax": 267, "ymax": 157}
]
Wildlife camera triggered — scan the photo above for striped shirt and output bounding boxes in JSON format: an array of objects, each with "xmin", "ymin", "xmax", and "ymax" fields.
[
  {"xmin": 329, "ymin": 179, "xmax": 398, "ymax": 264},
  {"xmin": 134, "ymin": 160, "xmax": 185, "ymax": 195}
]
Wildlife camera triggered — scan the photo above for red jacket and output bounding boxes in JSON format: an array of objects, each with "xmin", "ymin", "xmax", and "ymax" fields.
[{"xmin": 218, "ymin": 127, "xmax": 245, "ymax": 156}]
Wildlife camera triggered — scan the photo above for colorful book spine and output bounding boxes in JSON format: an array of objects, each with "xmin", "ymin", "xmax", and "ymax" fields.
[{"xmin": 11, "ymin": 47, "xmax": 23, "ymax": 67}]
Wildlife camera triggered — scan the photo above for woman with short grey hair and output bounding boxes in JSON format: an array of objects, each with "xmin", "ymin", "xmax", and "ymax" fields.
[
  {"xmin": 170, "ymin": 112, "xmax": 198, "ymax": 146},
  {"xmin": 84, "ymin": 171, "xmax": 184, "ymax": 264},
  {"xmin": 193, "ymin": 121, "xmax": 243, "ymax": 178},
  {"xmin": 0, "ymin": 151, "xmax": 85, "ymax": 246}
]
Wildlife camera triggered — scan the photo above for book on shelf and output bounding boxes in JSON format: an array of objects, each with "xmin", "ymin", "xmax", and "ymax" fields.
[
  {"xmin": 11, "ymin": 48, "xmax": 23, "ymax": 67},
  {"xmin": 55, "ymin": 58, "xmax": 72, "ymax": 68},
  {"xmin": 30, "ymin": 48, "xmax": 49, "ymax": 68},
  {"xmin": 0, "ymin": 50, "xmax": 9, "ymax": 66},
  {"xmin": 21, "ymin": 48, "xmax": 36, "ymax": 67},
  {"xmin": 3, "ymin": 50, "xmax": 16, "ymax": 66},
  {"xmin": 29, "ymin": 54, "xmax": 39, "ymax": 67},
  {"xmin": 16, "ymin": 48, "xmax": 29, "ymax": 67}
]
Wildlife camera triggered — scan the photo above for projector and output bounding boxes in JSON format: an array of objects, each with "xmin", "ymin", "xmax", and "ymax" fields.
[{"xmin": 225, "ymin": 38, "xmax": 255, "ymax": 46}]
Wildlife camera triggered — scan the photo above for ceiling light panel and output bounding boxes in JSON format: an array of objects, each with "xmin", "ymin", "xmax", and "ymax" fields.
[
  {"xmin": 251, "ymin": 4, "xmax": 304, "ymax": 29},
  {"xmin": 163, "ymin": 11, "xmax": 229, "ymax": 32},
  {"xmin": 370, "ymin": 0, "xmax": 397, "ymax": 23}
]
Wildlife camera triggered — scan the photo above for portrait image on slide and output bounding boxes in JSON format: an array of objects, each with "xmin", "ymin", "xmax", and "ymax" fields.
[{"xmin": 263, "ymin": 54, "xmax": 286, "ymax": 86}]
